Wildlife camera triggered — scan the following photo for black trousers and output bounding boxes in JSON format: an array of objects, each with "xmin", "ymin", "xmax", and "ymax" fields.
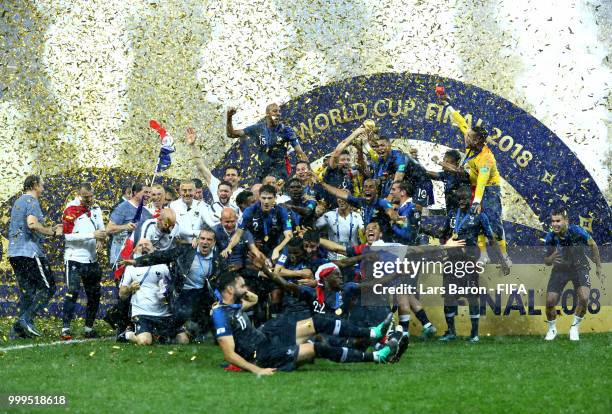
[
  {"xmin": 62, "ymin": 261, "xmax": 102, "ymax": 328},
  {"xmin": 9, "ymin": 256, "xmax": 56, "ymax": 323}
]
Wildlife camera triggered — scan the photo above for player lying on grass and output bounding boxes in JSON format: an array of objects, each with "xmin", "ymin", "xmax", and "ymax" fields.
[{"xmin": 211, "ymin": 272, "xmax": 400, "ymax": 375}]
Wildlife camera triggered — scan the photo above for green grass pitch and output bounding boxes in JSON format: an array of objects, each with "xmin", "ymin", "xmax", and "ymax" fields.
[{"xmin": 0, "ymin": 320, "xmax": 611, "ymax": 414}]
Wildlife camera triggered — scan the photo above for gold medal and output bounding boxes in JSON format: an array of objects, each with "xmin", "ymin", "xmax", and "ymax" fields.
[
  {"xmin": 264, "ymin": 235, "xmax": 269, "ymax": 242},
  {"xmin": 335, "ymin": 308, "xmax": 343, "ymax": 316},
  {"xmin": 452, "ymin": 232, "xmax": 458, "ymax": 239}
]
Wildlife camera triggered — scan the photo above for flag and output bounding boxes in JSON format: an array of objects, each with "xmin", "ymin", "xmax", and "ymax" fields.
[
  {"xmin": 150, "ymin": 119, "xmax": 176, "ymax": 173},
  {"xmin": 113, "ymin": 197, "xmax": 145, "ymax": 280}
]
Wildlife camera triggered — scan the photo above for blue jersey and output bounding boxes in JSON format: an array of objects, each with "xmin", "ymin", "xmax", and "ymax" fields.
[
  {"xmin": 392, "ymin": 201, "xmax": 421, "ymax": 245},
  {"xmin": 212, "ymin": 224, "xmax": 254, "ymax": 268},
  {"xmin": 238, "ymin": 202, "xmax": 292, "ymax": 254},
  {"xmin": 288, "ymin": 283, "xmax": 360, "ymax": 317},
  {"xmin": 346, "ymin": 195, "xmax": 393, "ymax": 238},
  {"xmin": 279, "ymin": 260, "xmax": 312, "ymax": 317},
  {"xmin": 244, "ymin": 121, "xmax": 299, "ymax": 160},
  {"xmin": 286, "ymin": 197, "xmax": 317, "ymax": 230},
  {"xmin": 212, "ymin": 302, "xmax": 267, "ymax": 361},
  {"xmin": 544, "ymin": 225, "xmax": 592, "ymax": 271},
  {"xmin": 371, "ymin": 149, "xmax": 407, "ymax": 197},
  {"xmin": 445, "ymin": 208, "xmax": 494, "ymax": 249},
  {"xmin": 434, "ymin": 171, "xmax": 471, "ymax": 212}
]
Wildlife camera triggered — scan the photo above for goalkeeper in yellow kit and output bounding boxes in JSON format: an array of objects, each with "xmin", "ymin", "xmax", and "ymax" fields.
[{"xmin": 440, "ymin": 94, "xmax": 513, "ymax": 272}]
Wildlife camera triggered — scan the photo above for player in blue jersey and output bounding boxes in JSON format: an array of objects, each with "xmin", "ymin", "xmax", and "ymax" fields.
[
  {"xmin": 222, "ymin": 184, "xmax": 292, "ymax": 263},
  {"xmin": 368, "ymin": 136, "xmax": 407, "ymax": 198},
  {"xmin": 212, "ymin": 272, "xmax": 399, "ymax": 375},
  {"xmin": 316, "ymin": 174, "xmax": 401, "ymax": 241},
  {"xmin": 438, "ymin": 187, "xmax": 509, "ymax": 343},
  {"xmin": 226, "ymin": 103, "xmax": 308, "ymax": 180},
  {"xmin": 281, "ymin": 178, "xmax": 317, "ymax": 231},
  {"xmin": 428, "ymin": 149, "xmax": 471, "ymax": 213},
  {"xmin": 543, "ymin": 208, "xmax": 603, "ymax": 341}
]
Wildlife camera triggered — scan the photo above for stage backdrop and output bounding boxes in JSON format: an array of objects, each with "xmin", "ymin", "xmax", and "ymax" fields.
[{"xmin": 0, "ymin": 73, "xmax": 610, "ymax": 335}]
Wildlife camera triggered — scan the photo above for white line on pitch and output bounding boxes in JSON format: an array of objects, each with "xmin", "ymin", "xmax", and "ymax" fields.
[{"xmin": 0, "ymin": 337, "xmax": 112, "ymax": 352}]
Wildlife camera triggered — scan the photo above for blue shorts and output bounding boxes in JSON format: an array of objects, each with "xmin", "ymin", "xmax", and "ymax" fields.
[
  {"xmin": 133, "ymin": 315, "xmax": 185, "ymax": 341},
  {"xmin": 481, "ymin": 185, "xmax": 504, "ymax": 239},
  {"xmin": 257, "ymin": 316, "xmax": 299, "ymax": 371},
  {"xmin": 547, "ymin": 268, "xmax": 591, "ymax": 294}
]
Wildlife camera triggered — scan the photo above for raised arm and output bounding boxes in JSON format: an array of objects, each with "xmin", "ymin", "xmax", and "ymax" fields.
[
  {"xmin": 329, "ymin": 126, "xmax": 365, "ymax": 169},
  {"xmin": 186, "ymin": 127, "xmax": 213, "ymax": 184},
  {"xmin": 226, "ymin": 107, "xmax": 246, "ymax": 139}
]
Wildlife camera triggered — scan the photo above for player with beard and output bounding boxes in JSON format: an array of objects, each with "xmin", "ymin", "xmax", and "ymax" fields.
[
  {"xmin": 543, "ymin": 208, "xmax": 603, "ymax": 341},
  {"xmin": 209, "ymin": 181, "xmax": 239, "ymax": 224},
  {"xmin": 212, "ymin": 272, "xmax": 399, "ymax": 375},
  {"xmin": 315, "ymin": 174, "xmax": 401, "ymax": 241},
  {"xmin": 226, "ymin": 103, "xmax": 308, "ymax": 180},
  {"xmin": 282, "ymin": 178, "xmax": 317, "ymax": 232},
  {"xmin": 222, "ymin": 184, "xmax": 292, "ymax": 263},
  {"xmin": 186, "ymin": 127, "xmax": 246, "ymax": 206}
]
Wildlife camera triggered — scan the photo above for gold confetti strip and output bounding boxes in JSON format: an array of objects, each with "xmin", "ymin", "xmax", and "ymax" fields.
[{"xmin": 0, "ymin": 0, "xmax": 608, "ymax": 206}]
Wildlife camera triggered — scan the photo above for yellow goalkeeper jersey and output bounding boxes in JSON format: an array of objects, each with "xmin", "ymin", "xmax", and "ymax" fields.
[{"xmin": 449, "ymin": 107, "xmax": 501, "ymax": 203}]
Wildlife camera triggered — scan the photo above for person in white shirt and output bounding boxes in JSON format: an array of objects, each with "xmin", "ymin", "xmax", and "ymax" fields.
[
  {"xmin": 315, "ymin": 197, "xmax": 363, "ymax": 259},
  {"xmin": 146, "ymin": 184, "xmax": 166, "ymax": 218},
  {"xmin": 169, "ymin": 180, "xmax": 216, "ymax": 241},
  {"xmin": 210, "ymin": 180, "xmax": 240, "ymax": 224},
  {"xmin": 60, "ymin": 183, "xmax": 108, "ymax": 340},
  {"xmin": 139, "ymin": 208, "xmax": 183, "ymax": 251},
  {"xmin": 119, "ymin": 239, "xmax": 189, "ymax": 345},
  {"xmin": 185, "ymin": 127, "xmax": 245, "ymax": 205}
]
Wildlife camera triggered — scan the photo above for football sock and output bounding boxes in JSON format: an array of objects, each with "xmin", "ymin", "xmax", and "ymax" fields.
[
  {"xmin": 414, "ymin": 309, "xmax": 431, "ymax": 327},
  {"xmin": 399, "ymin": 314, "xmax": 410, "ymax": 331},
  {"xmin": 572, "ymin": 315, "xmax": 583, "ymax": 326},
  {"xmin": 314, "ymin": 343, "xmax": 373, "ymax": 362},
  {"xmin": 469, "ymin": 305, "xmax": 480, "ymax": 338},
  {"xmin": 546, "ymin": 319, "xmax": 557, "ymax": 330},
  {"xmin": 497, "ymin": 239, "xmax": 508, "ymax": 256},
  {"xmin": 477, "ymin": 234, "xmax": 487, "ymax": 254},
  {"xmin": 312, "ymin": 316, "xmax": 370, "ymax": 338},
  {"xmin": 444, "ymin": 305, "xmax": 457, "ymax": 333}
]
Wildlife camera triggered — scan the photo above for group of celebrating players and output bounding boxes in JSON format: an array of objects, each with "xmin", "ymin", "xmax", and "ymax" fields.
[{"xmin": 5, "ymin": 93, "xmax": 604, "ymax": 375}]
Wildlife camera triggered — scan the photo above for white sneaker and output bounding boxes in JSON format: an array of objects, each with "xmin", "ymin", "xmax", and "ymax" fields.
[
  {"xmin": 545, "ymin": 328, "xmax": 557, "ymax": 341},
  {"xmin": 478, "ymin": 252, "xmax": 491, "ymax": 265},
  {"xmin": 502, "ymin": 255, "xmax": 513, "ymax": 268},
  {"xmin": 569, "ymin": 324, "xmax": 580, "ymax": 341}
]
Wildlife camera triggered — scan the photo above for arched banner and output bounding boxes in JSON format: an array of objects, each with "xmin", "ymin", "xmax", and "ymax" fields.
[{"xmin": 215, "ymin": 72, "xmax": 611, "ymax": 246}]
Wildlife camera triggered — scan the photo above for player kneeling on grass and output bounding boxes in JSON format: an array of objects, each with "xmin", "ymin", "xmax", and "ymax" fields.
[
  {"xmin": 543, "ymin": 208, "xmax": 603, "ymax": 341},
  {"xmin": 212, "ymin": 272, "xmax": 400, "ymax": 375},
  {"xmin": 118, "ymin": 239, "xmax": 189, "ymax": 345}
]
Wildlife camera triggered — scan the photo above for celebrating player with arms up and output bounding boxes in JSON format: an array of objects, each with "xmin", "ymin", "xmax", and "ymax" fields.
[
  {"xmin": 226, "ymin": 103, "xmax": 308, "ymax": 180},
  {"xmin": 439, "ymin": 92, "xmax": 512, "ymax": 271},
  {"xmin": 543, "ymin": 208, "xmax": 603, "ymax": 341}
]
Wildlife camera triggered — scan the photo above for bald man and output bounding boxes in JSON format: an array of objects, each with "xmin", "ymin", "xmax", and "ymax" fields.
[
  {"xmin": 212, "ymin": 208, "xmax": 261, "ymax": 271},
  {"xmin": 139, "ymin": 208, "xmax": 182, "ymax": 251},
  {"xmin": 227, "ymin": 103, "xmax": 308, "ymax": 180}
]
